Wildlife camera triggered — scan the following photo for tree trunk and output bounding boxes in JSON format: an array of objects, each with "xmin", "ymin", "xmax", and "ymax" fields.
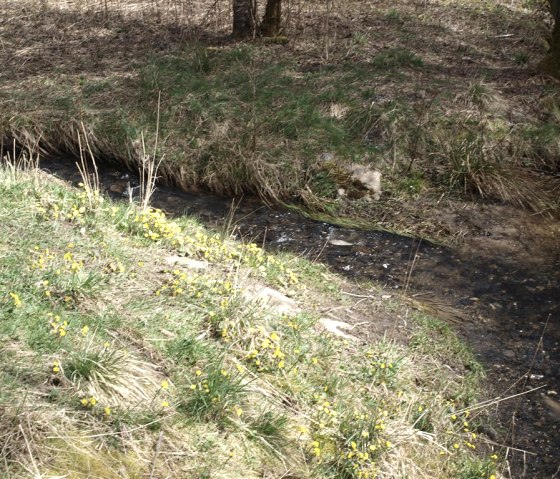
[
  {"xmin": 260, "ymin": 0, "xmax": 282, "ymax": 37},
  {"xmin": 233, "ymin": 0, "xmax": 257, "ymax": 39},
  {"xmin": 539, "ymin": 0, "xmax": 560, "ymax": 78}
]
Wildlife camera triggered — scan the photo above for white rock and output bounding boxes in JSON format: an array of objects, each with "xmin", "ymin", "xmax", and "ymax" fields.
[
  {"xmin": 244, "ymin": 285, "xmax": 300, "ymax": 315},
  {"xmin": 328, "ymin": 239, "xmax": 354, "ymax": 246},
  {"xmin": 348, "ymin": 164, "xmax": 382, "ymax": 200},
  {"xmin": 319, "ymin": 318, "xmax": 358, "ymax": 340},
  {"xmin": 164, "ymin": 256, "xmax": 208, "ymax": 269}
]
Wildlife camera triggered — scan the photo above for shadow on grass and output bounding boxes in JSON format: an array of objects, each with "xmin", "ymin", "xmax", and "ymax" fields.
[{"xmin": 0, "ymin": 0, "xmax": 557, "ymax": 216}]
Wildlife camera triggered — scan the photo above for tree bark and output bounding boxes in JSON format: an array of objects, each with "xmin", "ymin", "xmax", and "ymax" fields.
[
  {"xmin": 233, "ymin": 0, "xmax": 257, "ymax": 39},
  {"xmin": 260, "ymin": 0, "xmax": 282, "ymax": 37},
  {"xmin": 539, "ymin": 0, "xmax": 560, "ymax": 78}
]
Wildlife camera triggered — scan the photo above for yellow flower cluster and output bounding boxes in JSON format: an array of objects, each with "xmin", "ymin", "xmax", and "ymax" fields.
[
  {"xmin": 336, "ymin": 417, "xmax": 391, "ymax": 478},
  {"xmin": 65, "ymin": 205, "xmax": 88, "ymax": 223},
  {"xmin": 80, "ymin": 396, "xmax": 98, "ymax": 407},
  {"xmin": 303, "ymin": 393, "xmax": 395, "ymax": 479},
  {"xmin": 239, "ymin": 244, "xmax": 299, "ymax": 287},
  {"xmin": 126, "ymin": 207, "xmax": 300, "ymax": 287},
  {"xmin": 48, "ymin": 313, "xmax": 68, "ymax": 337},
  {"xmin": 243, "ymin": 328, "xmax": 286, "ymax": 372},
  {"xmin": 189, "ymin": 369, "xmax": 211, "ymax": 394},
  {"xmin": 155, "ymin": 269, "xmax": 188, "ymax": 297},
  {"xmin": 36, "ymin": 185, "xmax": 102, "ymax": 225},
  {"xmin": 126, "ymin": 207, "xmax": 300, "ymax": 284},
  {"xmin": 310, "ymin": 390, "xmax": 338, "ymax": 431},
  {"xmin": 132, "ymin": 208, "xmax": 183, "ymax": 244},
  {"xmin": 79, "ymin": 395, "xmax": 112, "ymax": 416},
  {"xmin": 445, "ymin": 408, "xmax": 484, "ymax": 453},
  {"xmin": 183, "ymin": 230, "xmax": 239, "ymax": 262},
  {"xmin": 37, "ymin": 202, "xmax": 61, "ymax": 221},
  {"xmin": 62, "ymin": 250, "xmax": 83, "ymax": 273},
  {"xmin": 31, "ymin": 245, "xmax": 83, "ymax": 274},
  {"xmin": 364, "ymin": 350, "xmax": 398, "ymax": 386},
  {"xmin": 31, "ymin": 247, "xmax": 56, "ymax": 270},
  {"xmin": 155, "ymin": 270, "xmax": 235, "ymax": 302},
  {"xmin": 9, "ymin": 292, "xmax": 22, "ymax": 308},
  {"xmin": 159, "ymin": 379, "xmax": 172, "ymax": 408}
]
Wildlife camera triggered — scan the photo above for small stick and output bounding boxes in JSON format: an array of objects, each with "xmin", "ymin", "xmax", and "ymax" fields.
[{"xmin": 149, "ymin": 431, "xmax": 164, "ymax": 479}]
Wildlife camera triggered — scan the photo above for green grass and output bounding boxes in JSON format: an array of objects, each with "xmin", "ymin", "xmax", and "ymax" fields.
[{"xmin": 0, "ymin": 164, "xmax": 505, "ymax": 478}]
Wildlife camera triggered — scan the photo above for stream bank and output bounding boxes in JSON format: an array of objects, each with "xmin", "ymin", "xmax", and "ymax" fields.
[{"xmin": 40, "ymin": 156, "xmax": 559, "ymax": 478}]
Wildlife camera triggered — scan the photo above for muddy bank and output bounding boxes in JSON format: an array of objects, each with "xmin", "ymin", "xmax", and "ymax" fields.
[{"xmin": 39, "ymin": 156, "xmax": 559, "ymax": 478}]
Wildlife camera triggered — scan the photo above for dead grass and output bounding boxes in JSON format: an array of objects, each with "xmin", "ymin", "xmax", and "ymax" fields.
[{"xmin": 1, "ymin": 0, "xmax": 559, "ymax": 239}]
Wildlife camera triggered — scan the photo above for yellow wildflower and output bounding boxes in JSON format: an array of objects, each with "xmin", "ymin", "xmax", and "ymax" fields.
[{"xmin": 9, "ymin": 292, "xmax": 22, "ymax": 308}]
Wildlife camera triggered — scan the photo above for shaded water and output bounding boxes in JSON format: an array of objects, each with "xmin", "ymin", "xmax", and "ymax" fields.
[{"xmin": 41, "ymin": 156, "xmax": 559, "ymax": 478}]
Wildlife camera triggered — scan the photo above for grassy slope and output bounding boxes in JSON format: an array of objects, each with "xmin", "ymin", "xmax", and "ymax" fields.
[
  {"xmin": 1, "ymin": 0, "xmax": 559, "ymax": 241},
  {"xmin": 0, "ymin": 163, "xmax": 501, "ymax": 478}
]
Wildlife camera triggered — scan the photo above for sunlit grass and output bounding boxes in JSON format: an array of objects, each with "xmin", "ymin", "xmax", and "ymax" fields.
[{"xmin": 0, "ymin": 163, "xmax": 504, "ymax": 478}]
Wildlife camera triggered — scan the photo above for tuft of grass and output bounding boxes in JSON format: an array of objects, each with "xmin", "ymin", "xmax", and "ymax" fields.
[
  {"xmin": 372, "ymin": 48, "xmax": 424, "ymax": 69},
  {"xmin": 166, "ymin": 335, "xmax": 214, "ymax": 364},
  {"xmin": 246, "ymin": 410, "xmax": 290, "ymax": 452},
  {"xmin": 456, "ymin": 456, "xmax": 498, "ymax": 479},
  {"xmin": 178, "ymin": 358, "xmax": 248, "ymax": 424}
]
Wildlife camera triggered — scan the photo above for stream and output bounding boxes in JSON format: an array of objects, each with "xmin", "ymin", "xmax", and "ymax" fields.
[{"xmin": 40, "ymin": 156, "xmax": 559, "ymax": 478}]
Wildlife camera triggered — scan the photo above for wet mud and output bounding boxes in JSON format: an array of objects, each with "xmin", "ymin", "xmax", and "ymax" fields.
[{"xmin": 39, "ymin": 156, "xmax": 559, "ymax": 478}]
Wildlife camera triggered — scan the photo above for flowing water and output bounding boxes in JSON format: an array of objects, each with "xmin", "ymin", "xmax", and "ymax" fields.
[{"xmin": 40, "ymin": 156, "xmax": 560, "ymax": 478}]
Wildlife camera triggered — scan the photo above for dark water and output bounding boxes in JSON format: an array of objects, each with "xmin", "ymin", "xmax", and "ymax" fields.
[{"xmin": 40, "ymin": 156, "xmax": 559, "ymax": 478}]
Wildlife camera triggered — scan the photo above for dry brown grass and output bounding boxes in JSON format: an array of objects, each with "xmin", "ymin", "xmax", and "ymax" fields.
[{"xmin": 1, "ymin": 0, "xmax": 559, "ymax": 237}]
